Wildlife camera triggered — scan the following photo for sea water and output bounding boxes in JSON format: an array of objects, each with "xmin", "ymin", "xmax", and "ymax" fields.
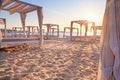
[{"xmin": 43, "ymin": 31, "xmax": 101, "ymax": 38}]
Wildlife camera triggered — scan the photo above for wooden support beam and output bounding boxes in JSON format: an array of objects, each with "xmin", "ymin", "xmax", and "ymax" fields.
[
  {"xmin": 20, "ymin": 12, "xmax": 27, "ymax": 37},
  {"xmin": 46, "ymin": 24, "xmax": 51, "ymax": 38},
  {"xmin": 4, "ymin": 19, "xmax": 7, "ymax": 38},
  {"xmin": 23, "ymin": 6, "xmax": 36, "ymax": 13},
  {"xmin": 56, "ymin": 25, "xmax": 59, "ymax": 37},
  {"xmin": 80, "ymin": 24, "xmax": 82, "ymax": 36},
  {"xmin": 76, "ymin": 28, "xmax": 79, "ymax": 36},
  {"xmin": 37, "ymin": 7, "xmax": 43, "ymax": 45},
  {"xmin": 70, "ymin": 21, "xmax": 73, "ymax": 41},
  {"xmin": 63, "ymin": 28, "xmax": 66, "ymax": 37},
  {"xmin": 84, "ymin": 23, "xmax": 88, "ymax": 37},
  {"xmin": 0, "ymin": 29, "xmax": 2, "ymax": 48}
]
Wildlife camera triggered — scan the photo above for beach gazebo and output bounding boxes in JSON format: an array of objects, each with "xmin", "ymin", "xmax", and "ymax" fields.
[
  {"xmin": 0, "ymin": 0, "xmax": 43, "ymax": 46},
  {"xmin": 70, "ymin": 20, "xmax": 95, "ymax": 41},
  {"xmin": 63, "ymin": 27, "xmax": 79, "ymax": 38},
  {"xmin": 25, "ymin": 26, "xmax": 39, "ymax": 37},
  {"xmin": 43, "ymin": 23, "xmax": 59, "ymax": 39}
]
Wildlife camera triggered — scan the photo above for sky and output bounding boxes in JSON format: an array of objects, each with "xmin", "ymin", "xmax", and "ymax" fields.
[{"xmin": 0, "ymin": 0, "xmax": 107, "ymax": 31}]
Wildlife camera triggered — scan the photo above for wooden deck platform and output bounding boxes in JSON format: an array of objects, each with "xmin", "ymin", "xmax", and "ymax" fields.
[{"xmin": 1, "ymin": 37, "xmax": 40, "ymax": 48}]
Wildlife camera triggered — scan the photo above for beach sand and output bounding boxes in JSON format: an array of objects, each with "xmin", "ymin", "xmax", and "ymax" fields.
[{"xmin": 0, "ymin": 39, "xmax": 100, "ymax": 80}]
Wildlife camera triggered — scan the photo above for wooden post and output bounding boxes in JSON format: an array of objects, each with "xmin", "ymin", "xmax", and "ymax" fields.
[
  {"xmin": 94, "ymin": 26, "xmax": 97, "ymax": 40},
  {"xmin": 80, "ymin": 24, "xmax": 82, "ymax": 36},
  {"xmin": 15, "ymin": 27, "xmax": 17, "ymax": 37},
  {"xmin": 57, "ymin": 25, "xmax": 59, "ymax": 37},
  {"xmin": 63, "ymin": 27, "xmax": 66, "ymax": 38},
  {"xmin": 84, "ymin": 23, "xmax": 88, "ymax": 37},
  {"xmin": 52, "ymin": 28, "xmax": 54, "ymax": 36},
  {"xmin": 28, "ymin": 26, "xmax": 30, "ymax": 37},
  {"xmin": 77, "ymin": 28, "xmax": 79, "ymax": 36},
  {"xmin": 46, "ymin": 24, "xmax": 50, "ymax": 39},
  {"xmin": 70, "ymin": 21, "xmax": 73, "ymax": 41},
  {"xmin": 0, "ymin": 29, "xmax": 2, "ymax": 48},
  {"xmin": 32, "ymin": 27, "xmax": 34, "ymax": 35},
  {"xmin": 37, "ymin": 7, "xmax": 43, "ymax": 45},
  {"xmin": 49, "ymin": 26, "xmax": 51, "ymax": 37},
  {"xmin": 20, "ymin": 12, "xmax": 26, "ymax": 37},
  {"xmin": 4, "ymin": 19, "xmax": 7, "ymax": 38},
  {"xmin": 92, "ymin": 22, "xmax": 96, "ymax": 40}
]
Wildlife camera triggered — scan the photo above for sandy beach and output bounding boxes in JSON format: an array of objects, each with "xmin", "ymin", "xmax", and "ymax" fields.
[{"xmin": 0, "ymin": 39, "xmax": 100, "ymax": 80}]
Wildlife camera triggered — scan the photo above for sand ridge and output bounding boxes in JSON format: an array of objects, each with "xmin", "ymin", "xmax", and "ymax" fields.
[{"xmin": 0, "ymin": 40, "xmax": 100, "ymax": 80}]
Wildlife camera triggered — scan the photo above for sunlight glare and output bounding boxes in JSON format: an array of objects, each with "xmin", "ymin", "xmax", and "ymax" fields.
[{"xmin": 84, "ymin": 13, "xmax": 98, "ymax": 23}]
